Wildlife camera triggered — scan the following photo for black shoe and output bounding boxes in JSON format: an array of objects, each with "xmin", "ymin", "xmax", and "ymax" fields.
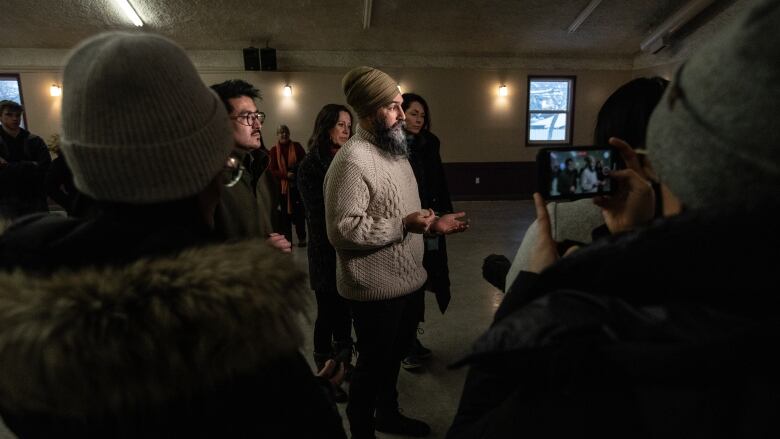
[
  {"xmin": 375, "ymin": 409, "xmax": 430, "ymax": 437},
  {"xmin": 401, "ymin": 354, "xmax": 423, "ymax": 370}
]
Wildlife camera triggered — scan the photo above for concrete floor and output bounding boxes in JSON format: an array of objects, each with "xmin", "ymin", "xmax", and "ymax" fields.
[
  {"xmin": 0, "ymin": 200, "xmax": 536, "ymax": 439},
  {"xmin": 295, "ymin": 200, "xmax": 535, "ymax": 438}
]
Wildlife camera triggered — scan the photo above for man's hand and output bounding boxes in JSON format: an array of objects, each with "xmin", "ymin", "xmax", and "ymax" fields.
[
  {"xmin": 529, "ymin": 193, "xmax": 559, "ymax": 274},
  {"xmin": 593, "ymin": 137, "xmax": 655, "ymax": 234},
  {"xmin": 266, "ymin": 233, "xmax": 292, "ymax": 253},
  {"xmin": 594, "ymin": 169, "xmax": 655, "ymax": 234},
  {"xmin": 316, "ymin": 359, "xmax": 346, "ymax": 387},
  {"xmin": 404, "ymin": 209, "xmax": 436, "ymax": 234},
  {"xmin": 429, "ymin": 211, "xmax": 469, "ymax": 235}
]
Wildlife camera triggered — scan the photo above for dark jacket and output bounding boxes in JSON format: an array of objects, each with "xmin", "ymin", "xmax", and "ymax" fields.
[
  {"xmin": 408, "ymin": 130, "xmax": 453, "ymax": 313},
  {"xmin": 448, "ymin": 208, "xmax": 780, "ymax": 439},
  {"xmin": 215, "ymin": 147, "xmax": 276, "ymax": 240},
  {"xmin": 0, "ymin": 203, "xmax": 346, "ymax": 438},
  {"xmin": 297, "ymin": 145, "xmax": 336, "ymax": 292},
  {"xmin": 0, "ymin": 128, "xmax": 51, "ymax": 219}
]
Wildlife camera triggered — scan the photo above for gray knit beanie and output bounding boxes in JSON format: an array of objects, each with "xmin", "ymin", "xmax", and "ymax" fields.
[
  {"xmin": 60, "ymin": 32, "xmax": 233, "ymax": 203},
  {"xmin": 646, "ymin": 0, "xmax": 780, "ymax": 211},
  {"xmin": 342, "ymin": 66, "xmax": 400, "ymax": 119}
]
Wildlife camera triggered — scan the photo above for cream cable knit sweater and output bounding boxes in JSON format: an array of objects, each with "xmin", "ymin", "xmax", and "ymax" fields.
[{"xmin": 324, "ymin": 125, "xmax": 427, "ymax": 301}]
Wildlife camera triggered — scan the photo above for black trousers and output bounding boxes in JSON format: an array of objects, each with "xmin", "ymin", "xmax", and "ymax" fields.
[
  {"xmin": 313, "ymin": 287, "xmax": 352, "ymax": 355},
  {"xmin": 280, "ymin": 188, "xmax": 306, "ymax": 244},
  {"xmin": 346, "ymin": 288, "xmax": 425, "ymax": 437}
]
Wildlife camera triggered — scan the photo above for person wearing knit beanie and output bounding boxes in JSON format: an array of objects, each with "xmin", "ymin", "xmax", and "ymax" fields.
[
  {"xmin": 646, "ymin": 0, "xmax": 780, "ymax": 212},
  {"xmin": 448, "ymin": 2, "xmax": 780, "ymax": 437},
  {"xmin": 0, "ymin": 31, "xmax": 348, "ymax": 439},
  {"xmin": 60, "ymin": 32, "xmax": 233, "ymax": 204},
  {"xmin": 325, "ymin": 66, "xmax": 468, "ymax": 438}
]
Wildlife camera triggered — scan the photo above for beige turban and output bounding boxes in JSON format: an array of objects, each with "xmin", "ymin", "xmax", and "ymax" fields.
[{"xmin": 342, "ymin": 66, "xmax": 399, "ymax": 119}]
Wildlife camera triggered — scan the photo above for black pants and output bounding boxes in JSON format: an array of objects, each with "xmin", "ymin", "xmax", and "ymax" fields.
[
  {"xmin": 346, "ymin": 288, "xmax": 425, "ymax": 437},
  {"xmin": 280, "ymin": 188, "xmax": 306, "ymax": 244},
  {"xmin": 313, "ymin": 288, "xmax": 352, "ymax": 355}
]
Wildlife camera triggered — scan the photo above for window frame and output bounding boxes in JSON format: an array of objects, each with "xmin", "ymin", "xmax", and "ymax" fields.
[
  {"xmin": 0, "ymin": 73, "xmax": 28, "ymax": 129},
  {"xmin": 525, "ymin": 75, "xmax": 576, "ymax": 146}
]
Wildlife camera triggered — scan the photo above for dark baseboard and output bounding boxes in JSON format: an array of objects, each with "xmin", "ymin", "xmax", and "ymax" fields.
[{"xmin": 443, "ymin": 161, "xmax": 536, "ymax": 201}]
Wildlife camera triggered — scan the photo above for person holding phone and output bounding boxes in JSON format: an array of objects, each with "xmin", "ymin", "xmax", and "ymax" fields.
[
  {"xmin": 499, "ymin": 76, "xmax": 669, "ymax": 292},
  {"xmin": 450, "ymin": 2, "xmax": 780, "ymax": 436}
]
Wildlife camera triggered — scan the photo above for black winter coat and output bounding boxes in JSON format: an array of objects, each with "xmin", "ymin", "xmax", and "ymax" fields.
[
  {"xmin": 0, "ymin": 128, "xmax": 51, "ymax": 219},
  {"xmin": 0, "ymin": 202, "xmax": 346, "ymax": 438},
  {"xmin": 408, "ymin": 130, "xmax": 454, "ymax": 313},
  {"xmin": 448, "ymin": 207, "xmax": 780, "ymax": 439},
  {"xmin": 297, "ymin": 146, "xmax": 337, "ymax": 292}
]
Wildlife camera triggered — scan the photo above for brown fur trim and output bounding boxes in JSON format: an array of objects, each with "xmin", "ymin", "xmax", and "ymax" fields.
[{"xmin": 0, "ymin": 239, "xmax": 309, "ymax": 417}]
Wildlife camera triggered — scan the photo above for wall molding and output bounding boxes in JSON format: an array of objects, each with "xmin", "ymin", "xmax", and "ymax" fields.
[{"xmin": 444, "ymin": 161, "xmax": 536, "ymax": 201}]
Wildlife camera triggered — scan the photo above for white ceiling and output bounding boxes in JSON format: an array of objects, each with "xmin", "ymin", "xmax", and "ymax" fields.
[{"xmin": 0, "ymin": 0, "xmax": 737, "ymax": 70}]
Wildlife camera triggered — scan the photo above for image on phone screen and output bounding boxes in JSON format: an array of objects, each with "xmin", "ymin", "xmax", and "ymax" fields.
[{"xmin": 537, "ymin": 147, "xmax": 619, "ymax": 200}]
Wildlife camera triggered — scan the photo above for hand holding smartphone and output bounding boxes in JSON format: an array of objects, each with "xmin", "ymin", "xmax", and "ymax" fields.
[{"xmin": 536, "ymin": 146, "xmax": 623, "ymax": 201}]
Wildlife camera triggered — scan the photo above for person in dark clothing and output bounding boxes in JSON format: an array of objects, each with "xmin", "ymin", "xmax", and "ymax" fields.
[
  {"xmin": 401, "ymin": 92, "xmax": 456, "ymax": 369},
  {"xmin": 0, "ymin": 32, "xmax": 346, "ymax": 439},
  {"xmin": 210, "ymin": 80, "xmax": 291, "ymax": 252},
  {"xmin": 555, "ymin": 158, "xmax": 578, "ymax": 195},
  {"xmin": 0, "ymin": 100, "xmax": 51, "ymax": 220},
  {"xmin": 298, "ymin": 103, "xmax": 355, "ymax": 402},
  {"xmin": 448, "ymin": 3, "xmax": 780, "ymax": 438}
]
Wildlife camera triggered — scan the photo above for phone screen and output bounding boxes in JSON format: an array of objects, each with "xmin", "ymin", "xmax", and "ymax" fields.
[{"xmin": 538, "ymin": 147, "xmax": 619, "ymax": 200}]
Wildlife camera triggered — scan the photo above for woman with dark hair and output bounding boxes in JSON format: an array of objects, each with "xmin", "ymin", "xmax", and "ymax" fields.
[
  {"xmin": 297, "ymin": 104, "xmax": 354, "ymax": 402},
  {"xmin": 401, "ymin": 92, "xmax": 455, "ymax": 369}
]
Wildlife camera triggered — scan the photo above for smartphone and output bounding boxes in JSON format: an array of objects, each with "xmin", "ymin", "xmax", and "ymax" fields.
[{"xmin": 536, "ymin": 146, "xmax": 622, "ymax": 200}]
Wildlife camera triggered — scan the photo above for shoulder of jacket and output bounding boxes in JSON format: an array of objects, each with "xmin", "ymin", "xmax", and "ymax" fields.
[{"xmin": 0, "ymin": 239, "xmax": 309, "ymax": 416}]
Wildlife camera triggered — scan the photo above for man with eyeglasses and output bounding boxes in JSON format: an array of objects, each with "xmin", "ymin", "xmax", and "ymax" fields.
[{"xmin": 210, "ymin": 80, "xmax": 290, "ymax": 252}]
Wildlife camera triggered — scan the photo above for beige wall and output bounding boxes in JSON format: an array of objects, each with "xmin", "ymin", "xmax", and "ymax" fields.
[{"xmin": 5, "ymin": 67, "xmax": 631, "ymax": 162}]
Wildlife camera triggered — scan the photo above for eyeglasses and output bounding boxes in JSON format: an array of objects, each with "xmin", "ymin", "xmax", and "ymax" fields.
[
  {"xmin": 222, "ymin": 155, "xmax": 246, "ymax": 187},
  {"xmin": 230, "ymin": 112, "xmax": 264, "ymax": 126}
]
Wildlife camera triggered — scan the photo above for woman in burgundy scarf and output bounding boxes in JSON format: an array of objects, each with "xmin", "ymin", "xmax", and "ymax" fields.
[{"xmin": 269, "ymin": 124, "xmax": 307, "ymax": 246}]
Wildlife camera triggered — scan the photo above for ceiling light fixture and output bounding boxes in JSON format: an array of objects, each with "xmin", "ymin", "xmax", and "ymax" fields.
[
  {"xmin": 363, "ymin": 0, "xmax": 373, "ymax": 30},
  {"xmin": 50, "ymin": 84, "xmax": 62, "ymax": 97},
  {"xmin": 499, "ymin": 85, "xmax": 508, "ymax": 97},
  {"xmin": 567, "ymin": 0, "xmax": 602, "ymax": 33},
  {"xmin": 117, "ymin": 0, "xmax": 144, "ymax": 27},
  {"xmin": 640, "ymin": 0, "xmax": 716, "ymax": 53},
  {"xmin": 283, "ymin": 84, "xmax": 293, "ymax": 97}
]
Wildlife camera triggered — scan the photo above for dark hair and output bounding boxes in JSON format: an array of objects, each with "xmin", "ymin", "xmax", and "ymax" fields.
[
  {"xmin": 0, "ymin": 100, "xmax": 24, "ymax": 114},
  {"xmin": 593, "ymin": 77, "xmax": 669, "ymax": 148},
  {"xmin": 308, "ymin": 104, "xmax": 353, "ymax": 157},
  {"xmin": 401, "ymin": 93, "xmax": 431, "ymax": 131},
  {"xmin": 209, "ymin": 80, "xmax": 261, "ymax": 114}
]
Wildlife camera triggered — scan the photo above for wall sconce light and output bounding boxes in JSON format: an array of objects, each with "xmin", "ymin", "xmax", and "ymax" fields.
[
  {"xmin": 397, "ymin": 84, "xmax": 402, "ymax": 93},
  {"xmin": 50, "ymin": 84, "xmax": 62, "ymax": 97},
  {"xmin": 498, "ymin": 85, "xmax": 508, "ymax": 97},
  {"xmin": 283, "ymin": 84, "xmax": 293, "ymax": 97}
]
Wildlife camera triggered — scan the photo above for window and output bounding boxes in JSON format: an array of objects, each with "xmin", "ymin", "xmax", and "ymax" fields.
[
  {"xmin": 0, "ymin": 74, "xmax": 26, "ymax": 129},
  {"xmin": 526, "ymin": 76, "xmax": 575, "ymax": 145}
]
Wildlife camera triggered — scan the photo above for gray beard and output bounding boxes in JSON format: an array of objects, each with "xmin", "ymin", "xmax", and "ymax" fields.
[{"xmin": 374, "ymin": 119, "xmax": 408, "ymax": 158}]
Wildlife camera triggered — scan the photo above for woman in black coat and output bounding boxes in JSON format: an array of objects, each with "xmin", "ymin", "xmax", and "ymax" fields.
[
  {"xmin": 401, "ymin": 93, "xmax": 455, "ymax": 369},
  {"xmin": 297, "ymin": 104, "xmax": 355, "ymax": 399}
]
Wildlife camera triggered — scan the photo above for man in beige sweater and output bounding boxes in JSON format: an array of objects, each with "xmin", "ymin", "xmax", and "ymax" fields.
[{"xmin": 325, "ymin": 66, "xmax": 467, "ymax": 439}]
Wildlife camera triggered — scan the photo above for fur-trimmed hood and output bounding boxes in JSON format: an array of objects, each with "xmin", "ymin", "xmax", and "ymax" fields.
[{"xmin": 0, "ymin": 239, "xmax": 309, "ymax": 418}]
